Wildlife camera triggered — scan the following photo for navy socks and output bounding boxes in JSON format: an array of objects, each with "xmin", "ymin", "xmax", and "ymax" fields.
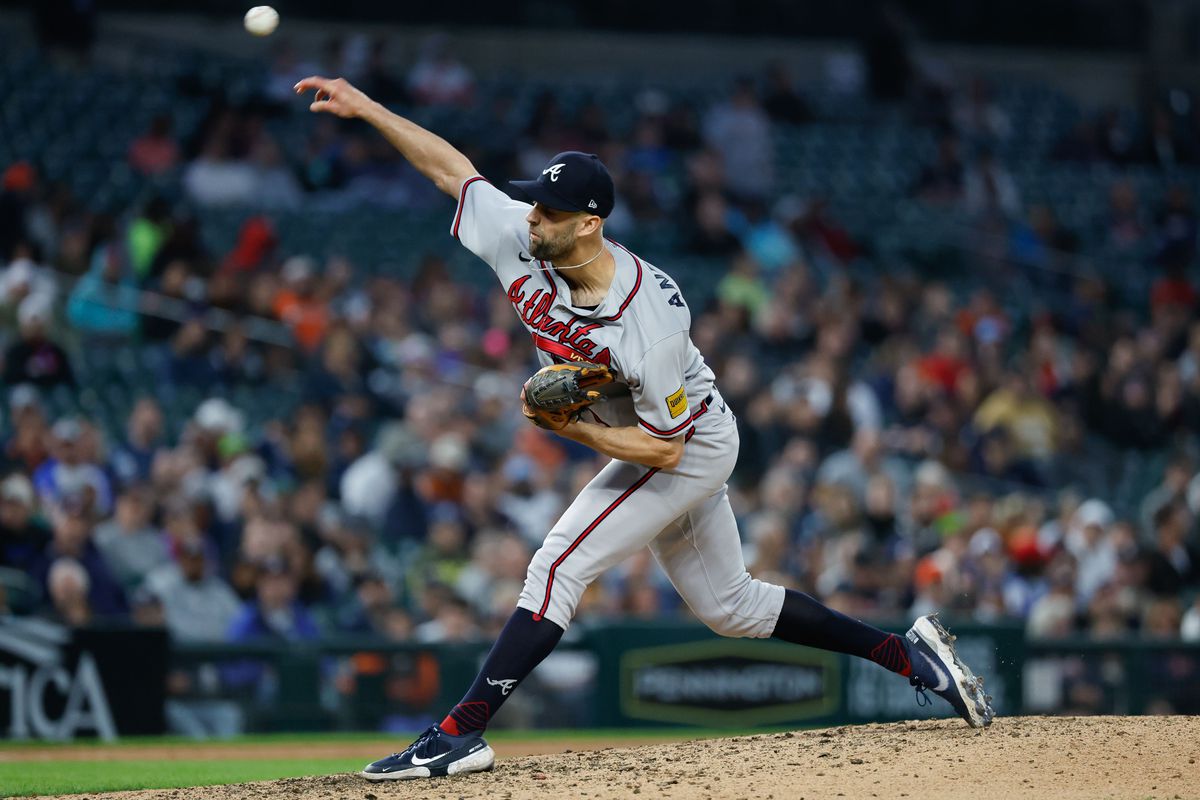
[
  {"xmin": 442, "ymin": 592, "xmax": 910, "ymax": 737},
  {"xmin": 771, "ymin": 589, "xmax": 912, "ymax": 677},
  {"xmin": 440, "ymin": 607, "xmax": 564, "ymax": 735}
]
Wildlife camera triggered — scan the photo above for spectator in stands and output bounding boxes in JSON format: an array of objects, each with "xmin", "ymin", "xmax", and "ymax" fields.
[
  {"xmin": 2, "ymin": 385, "xmax": 51, "ymax": 474},
  {"xmin": 1025, "ymin": 557, "xmax": 1077, "ymax": 638},
  {"xmin": 415, "ymin": 592, "xmax": 481, "ymax": 643},
  {"xmin": 970, "ymin": 427, "xmax": 1044, "ymax": 487},
  {"xmin": 817, "ymin": 428, "xmax": 910, "ymax": 506},
  {"xmin": 703, "ymin": 77, "xmax": 774, "ymax": 201},
  {"xmin": 0, "ymin": 473, "xmax": 49, "ymax": 571},
  {"xmin": 34, "ymin": 499, "xmax": 127, "ymax": 617},
  {"xmin": 974, "ymin": 368, "xmax": 1060, "ymax": 462},
  {"xmin": 109, "ymin": 397, "xmax": 167, "ymax": 487},
  {"xmin": 94, "ymin": 484, "xmax": 167, "ymax": 591},
  {"xmin": 1064, "ymin": 499, "xmax": 1118, "ymax": 604},
  {"xmin": 125, "ymin": 197, "xmax": 172, "ymax": 282},
  {"xmin": 787, "ymin": 197, "xmax": 862, "ymax": 266},
  {"xmin": 273, "ymin": 256, "xmax": 329, "ymax": 352},
  {"xmin": 183, "ymin": 136, "xmax": 257, "ymax": 208},
  {"xmin": 227, "ymin": 557, "xmax": 320, "ymax": 644},
  {"xmin": 334, "ymin": 570, "xmax": 395, "ymax": 635},
  {"xmin": 1141, "ymin": 455, "xmax": 1195, "ymax": 534},
  {"xmin": 736, "ymin": 200, "xmax": 801, "ymax": 273},
  {"xmin": 407, "ymin": 34, "xmax": 475, "ymax": 107},
  {"xmin": 147, "ymin": 536, "xmax": 241, "ymax": 642},
  {"xmin": 44, "ymin": 557, "xmax": 93, "ymax": 627},
  {"xmin": 1, "ymin": 257, "xmax": 58, "ymax": 323},
  {"xmin": 128, "ymin": 115, "xmax": 181, "ymax": 177},
  {"xmin": 66, "ymin": 240, "xmax": 140, "ymax": 338},
  {"xmin": 2, "ymin": 295, "xmax": 75, "ymax": 388},
  {"xmin": 32, "ymin": 418, "xmax": 113, "ymax": 518},
  {"xmin": 248, "ymin": 136, "xmax": 303, "ymax": 210},
  {"xmin": 1145, "ymin": 502, "xmax": 1196, "ymax": 597}
]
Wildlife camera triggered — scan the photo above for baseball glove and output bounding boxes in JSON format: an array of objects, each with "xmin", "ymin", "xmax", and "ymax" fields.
[{"xmin": 521, "ymin": 362, "xmax": 614, "ymax": 430}]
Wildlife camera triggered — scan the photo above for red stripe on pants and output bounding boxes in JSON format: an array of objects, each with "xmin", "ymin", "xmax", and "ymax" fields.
[{"xmin": 534, "ymin": 467, "xmax": 659, "ymax": 621}]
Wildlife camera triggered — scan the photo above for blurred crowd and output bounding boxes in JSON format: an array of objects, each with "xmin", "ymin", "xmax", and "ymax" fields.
[{"xmin": 2, "ymin": 28, "xmax": 1200, "ymax": 708}]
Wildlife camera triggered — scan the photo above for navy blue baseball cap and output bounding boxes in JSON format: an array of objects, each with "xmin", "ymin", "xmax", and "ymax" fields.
[{"xmin": 509, "ymin": 151, "xmax": 615, "ymax": 218}]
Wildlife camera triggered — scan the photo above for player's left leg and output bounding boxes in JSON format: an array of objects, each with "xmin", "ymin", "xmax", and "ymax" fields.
[
  {"xmin": 363, "ymin": 454, "xmax": 722, "ymax": 780},
  {"xmin": 649, "ymin": 479, "xmax": 994, "ymax": 727}
]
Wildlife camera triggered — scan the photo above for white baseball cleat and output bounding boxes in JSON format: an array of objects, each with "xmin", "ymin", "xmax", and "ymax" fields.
[
  {"xmin": 360, "ymin": 725, "xmax": 495, "ymax": 780},
  {"xmin": 905, "ymin": 613, "xmax": 995, "ymax": 728}
]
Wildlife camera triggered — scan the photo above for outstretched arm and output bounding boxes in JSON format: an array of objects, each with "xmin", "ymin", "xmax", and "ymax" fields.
[{"xmin": 294, "ymin": 76, "xmax": 477, "ymax": 198}]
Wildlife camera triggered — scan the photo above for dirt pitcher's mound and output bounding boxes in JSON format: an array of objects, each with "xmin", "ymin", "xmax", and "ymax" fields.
[{"xmin": 43, "ymin": 716, "xmax": 1200, "ymax": 800}]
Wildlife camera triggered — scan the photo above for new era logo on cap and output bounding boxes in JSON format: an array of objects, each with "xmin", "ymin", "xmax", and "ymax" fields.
[{"xmin": 510, "ymin": 151, "xmax": 615, "ymax": 218}]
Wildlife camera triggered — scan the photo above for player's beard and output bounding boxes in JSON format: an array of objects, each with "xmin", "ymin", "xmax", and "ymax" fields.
[{"xmin": 528, "ymin": 227, "xmax": 575, "ymax": 261}]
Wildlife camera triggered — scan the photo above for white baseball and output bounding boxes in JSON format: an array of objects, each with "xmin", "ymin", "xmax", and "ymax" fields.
[{"xmin": 243, "ymin": 6, "xmax": 279, "ymax": 36}]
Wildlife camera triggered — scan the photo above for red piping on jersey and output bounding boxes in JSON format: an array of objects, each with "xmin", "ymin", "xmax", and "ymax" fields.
[
  {"xmin": 452, "ymin": 176, "xmax": 489, "ymax": 240},
  {"xmin": 533, "ymin": 467, "xmax": 659, "ymax": 622},
  {"xmin": 531, "ymin": 333, "xmax": 610, "ymax": 365},
  {"xmin": 603, "ymin": 239, "xmax": 643, "ymax": 321},
  {"xmin": 638, "ymin": 396, "xmax": 710, "ymax": 437}
]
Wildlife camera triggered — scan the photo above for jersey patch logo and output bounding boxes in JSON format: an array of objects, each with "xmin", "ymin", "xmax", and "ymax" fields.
[
  {"xmin": 666, "ymin": 385, "xmax": 688, "ymax": 419},
  {"xmin": 542, "ymin": 163, "xmax": 566, "ymax": 182}
]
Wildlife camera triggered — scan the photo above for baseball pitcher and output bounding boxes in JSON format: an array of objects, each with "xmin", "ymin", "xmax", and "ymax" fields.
[{"xmin": 294, "ymin": 75, "xmax": 994, "ymax": 782}]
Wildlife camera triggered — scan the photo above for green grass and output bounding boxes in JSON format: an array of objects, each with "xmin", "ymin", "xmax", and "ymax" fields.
[
  {"xmin": 0, "ymin": 758, "xmax": 366, "ymax": 797},
  {"xmin": 0, "ymin": 728, "xmax": 793, "ymax": 796},
  {"xmin": 0, "ymin": 726, "xmax": 782, "ymax": 749}
]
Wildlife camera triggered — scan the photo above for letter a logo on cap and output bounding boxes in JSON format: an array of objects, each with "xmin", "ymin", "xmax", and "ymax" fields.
[{"xmin": 543, "ymin": 163, "xmax": 566, "ymax": 182}]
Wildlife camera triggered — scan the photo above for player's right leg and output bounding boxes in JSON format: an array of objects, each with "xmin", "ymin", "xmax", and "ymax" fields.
[{"xmin": 647, "ymin": 424, "xmax": 993, "ymax": 726}]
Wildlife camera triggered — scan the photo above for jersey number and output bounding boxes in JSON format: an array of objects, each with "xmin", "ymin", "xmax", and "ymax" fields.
[{"xmin": 652, "ymin": 271, "xmax": 686, "ymax": 308}]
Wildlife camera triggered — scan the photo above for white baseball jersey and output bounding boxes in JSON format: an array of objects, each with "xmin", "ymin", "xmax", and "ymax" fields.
[
  {"xmin": 452, "ymin": 176, "xmax": 720, "ymax": 441},
  {"xmin": 450, "ymin": 175, "xmax": 784, "ymax": 635}
]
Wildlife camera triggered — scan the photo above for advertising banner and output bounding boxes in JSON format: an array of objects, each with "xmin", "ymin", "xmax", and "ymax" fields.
[
  {"xmin": 590, "ymin": 621, "xmax": 1024, "ymax": 728},
  {"xmin": 0, "ymin": 618, "xmax": 167, "ymax": 740}
]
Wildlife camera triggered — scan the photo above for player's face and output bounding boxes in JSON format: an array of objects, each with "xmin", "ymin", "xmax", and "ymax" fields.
[{"xmin": 526, "ymin": 203, "xmax": 582, "ymax": 260}]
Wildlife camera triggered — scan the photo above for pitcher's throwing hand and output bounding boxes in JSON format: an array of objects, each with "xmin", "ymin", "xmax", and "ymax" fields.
[{"xmin": 294, "ymin": 76, "xmax": 374, "ymax": 119}]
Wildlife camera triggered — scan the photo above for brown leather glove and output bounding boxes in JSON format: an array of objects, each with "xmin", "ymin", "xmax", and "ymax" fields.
[{"xmin": 521, "ymin": 362, "xmax": 614, "ymax": 430}]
